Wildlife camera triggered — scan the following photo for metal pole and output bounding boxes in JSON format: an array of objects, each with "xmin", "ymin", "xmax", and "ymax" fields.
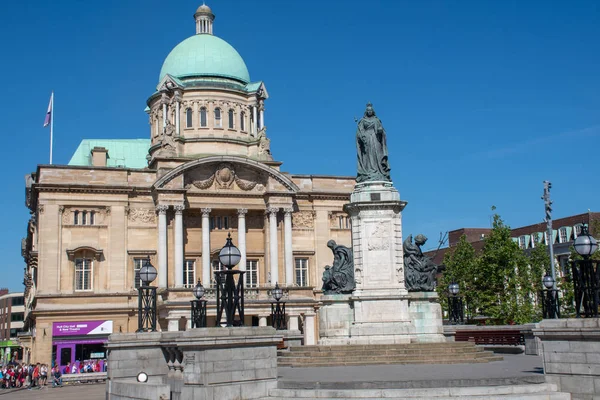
[
  {"xmin": 543, "ymin": 181, "xmax": 557, "ymax": 290},
  {"xmin": 50, "ymin": 92, "xmax": 54, "ymax": 165}
]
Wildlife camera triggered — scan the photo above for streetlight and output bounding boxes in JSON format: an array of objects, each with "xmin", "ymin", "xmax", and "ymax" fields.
[
  {"xmin": 137, "ymin": 258, "xmax": 158, "ymax": 332},
  {"xmin": 541, "ymin": 273, "xmax": 560, "ymax": 319},
  {"xmin": 191, "ymin": 280, "xmax": 207, "ymax": 328},
  {"xmin": 448, "ymin": 282, "xmax": 463, "ymax": 324},
  {"xmin": 270, "ymin": 282, "xmax": 286, "ymax": 330},
  {"xmin": 572, "ymin": 225, "xmax": 599, "ymax": 317},
  {"xmin": 215, "ymin": 233, "xmax": 245, "ymax": 327}
]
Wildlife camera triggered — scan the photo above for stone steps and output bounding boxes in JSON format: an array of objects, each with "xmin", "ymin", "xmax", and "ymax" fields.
[
  {"xmin": 278, "ymin": 342, "xmax": 502, "ymax": 368},
  {"xmin": 263, "ymin": 383, "xmax": 571, "ymax": 399}
]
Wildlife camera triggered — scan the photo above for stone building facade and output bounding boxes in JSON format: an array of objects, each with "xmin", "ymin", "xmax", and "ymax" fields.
[{"xmin": 21, "ymin": 4, "xmax": 354, "ymax": 364}]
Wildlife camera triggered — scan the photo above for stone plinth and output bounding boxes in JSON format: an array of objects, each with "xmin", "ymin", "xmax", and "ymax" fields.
[
  {"xmin": 534, "ymin": 318, "xmax": 600, "ymax": 400},
  {"xmin": 408, "ymin": 292, "xmax": 445, "ymax": 343},
  {"xmin": 318, "ymin": 294, "xmax": 353, "ymax": 344},
  {"xmin": 342, "ymin": 182, "xmax": 416, "ymax": 344},
  {"xmin": 106, "ymin": 327, "xmax": 282, "ymax": 400}
]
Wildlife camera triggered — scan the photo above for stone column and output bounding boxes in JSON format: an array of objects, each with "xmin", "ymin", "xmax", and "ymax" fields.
[
  {"xmin": 288, "ymin": 315, "xmax": 299, "ymax": 331},
  {"xmin": 157, "ymin": 205, "xmax": 169, "ymax": 289},
  {"xmin": 161, "ymin": 93, "xmax": 168, "ymax": 129},
  {"xmin": 304, "ymin": 312, "xmax": 316, "ymax": 345},
  {"xmin": 174, "ymin": 204, "xmax": 185, "ymax": 287},
  {"xmin": 252, "ymin": 105, "xmax": 258, "ymax": 135},
  {"xmin": 174, "ymin": 92, "xmax": 181, "ymax": 136},
  {"xmin": 237, "ymin": 209, "xmax": 248, "ymax": 272},
  {"xmin": 283, "ymin": 207, "xmax": 294, "ymax": 286},
  {"xmin": 259, "ymin": 100, "xmax": 265, "ymax": 130},
  {"xmin": 267, "ymin": 207, "xmax": 279, "ymax": 285},
  {"xmin": 201, "ymin": 208, "xmax": 211, "ymax": 286}
]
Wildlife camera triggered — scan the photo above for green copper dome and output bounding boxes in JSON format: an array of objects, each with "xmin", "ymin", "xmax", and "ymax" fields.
[{"xmin": 159, "ymin": 34, "xmax": 250, "ymax": 84}]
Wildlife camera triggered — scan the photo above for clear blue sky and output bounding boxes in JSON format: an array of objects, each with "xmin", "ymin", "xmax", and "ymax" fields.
[{"xmin": 1, "ymin": 0, "xmax": 599, "ymax": 292}]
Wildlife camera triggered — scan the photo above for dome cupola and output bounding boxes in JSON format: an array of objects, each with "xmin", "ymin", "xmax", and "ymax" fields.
[
  {"xmin": 194, "ymin": 3, "xmax": 214, "ymax": 34},
  {"xmin": 158, "ymin": 4, "xmax": 250, "ymax": 84}
]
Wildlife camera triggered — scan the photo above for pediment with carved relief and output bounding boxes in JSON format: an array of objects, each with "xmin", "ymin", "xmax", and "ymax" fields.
[{"xmin": 183, "ymin": 162, "xmax": 268, "ymax": 193}]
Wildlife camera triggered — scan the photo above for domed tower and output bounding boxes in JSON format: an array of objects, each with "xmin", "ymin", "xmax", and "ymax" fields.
[{"xmin": 147, "ymin": 4, "xmax": 271, "ymax": 167}]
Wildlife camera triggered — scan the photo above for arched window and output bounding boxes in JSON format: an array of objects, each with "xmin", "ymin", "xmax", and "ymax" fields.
[
  {"xmin": 214, "ymin": 108, "xmax": 222, "ymax": 128},
  {"xmin": 240, "ymin": 111, "xmax": 246, "ymax": 131},
  {"xmin": 186, "ymin": 108, "xmax": 193, "ymax": 128},
  {"xmin": 199, "ymin": 107, "xmax": 207, "ymax": 127},
  {"xmin": 228, "ymin": 109, "xmax": 235, "ymax": 129}
]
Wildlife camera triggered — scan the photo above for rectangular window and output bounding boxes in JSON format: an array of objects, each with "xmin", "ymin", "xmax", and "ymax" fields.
[
  {"xmin": 559, "ymin": 227, "xmax": 568, "ymax": 243},
  {"xmin": 210, "ymin": 216, "xmax": 223, "ymax": 230},
  {"xmin": 10, "ymin": 313, "xmax": 24, "ymax": 322},
  {"xmin": 82, "ymin": 211, "xmax": 87, "ymax": 225},
  {"xmin": 518, "ymin": 236, "xmax": 526, "ymax": 249},
  {"xmin": 184, "ymin": 260, "xmax": 196, "ymax": 288},
  {"xmin": 90, "ymin": 211, "xmax": 95, "ymax": 225},
  {"xmin": 574, "ymin": 225, "xmax": 583, "ymax": 238},
  {"xmin": 295, "ymin": 258, "xmax": 308, "ymax": 287},
  {"xmin": 223, "ymin": 216, "xmax": 229, "ymax": 230},
  {"xmin": 11, "ymin": 297, "xmax": 24, "ymax": 307},
  {"xmin": 133, "ymin": 258, "xmax": 145, "ymax": 289},
  {"xmin": 74, "ymin": 211, "xmax": 79, "ymax": 225},
  {"xmin": 246, "ymin": 260, "xmax": 258, "ymax": 288},
  {"xmin": 75, "ymin": 258, "xmax": 93, "ymax": 291},
  {"xmin": 211, "ymin": 260, "xmax": 224, "ymax": 287}
]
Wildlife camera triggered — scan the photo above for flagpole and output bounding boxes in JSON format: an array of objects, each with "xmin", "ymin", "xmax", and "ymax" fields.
[{"xmin": 50, "ymin": 92, "xmax": 54, "ymax": 165}]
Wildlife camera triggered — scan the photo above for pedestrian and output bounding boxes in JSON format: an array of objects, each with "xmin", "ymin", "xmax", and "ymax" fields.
[{"xmin": 52, "ymin": 366, "xmax": 62, "ymax": 388}]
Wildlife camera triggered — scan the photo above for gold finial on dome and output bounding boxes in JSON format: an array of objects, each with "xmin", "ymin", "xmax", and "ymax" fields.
[{"xmin": 194, "ymin": 3, "xmax": 215, "ymax": 35}]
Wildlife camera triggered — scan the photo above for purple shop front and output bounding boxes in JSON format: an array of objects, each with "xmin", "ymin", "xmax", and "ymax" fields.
[{"xmin": 52, "ymin": 320, "xmax": 113, "ymax": 372}]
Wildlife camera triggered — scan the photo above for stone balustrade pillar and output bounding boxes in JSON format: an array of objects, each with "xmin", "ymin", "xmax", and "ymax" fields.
[{"xmin": 304, "ymin": 312, "xmax": 316, "ymax": 345}]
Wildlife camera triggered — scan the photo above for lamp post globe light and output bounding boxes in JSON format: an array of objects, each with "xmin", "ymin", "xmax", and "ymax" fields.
[
  {"xmin": 190, "ymin": 280, "xmax": 207, "ymax": 328},
  {"xmin": 574, "ymin": 225, "xmax": 599, "ymax": 257},
  {"xmin": 571, "ymin": 225, "xmax": 600, "ymax": 318},
  {"xmin": 137, "ymin": 258, "xmax": 158, "ymax": 332},
  {"xmin": 541, "ymin": 273, "xmax": 560, "ymax": 319},
  {"xmin": 215, "ymin": 233, "xmax": 246, "ymax": 327},
  {"xmin": 448, "ymin": 282, "xmax": 463, "ymax": 325},
  {"xmin": 270, "ymin": 282, "xmax": 286, "ymax": 330}
]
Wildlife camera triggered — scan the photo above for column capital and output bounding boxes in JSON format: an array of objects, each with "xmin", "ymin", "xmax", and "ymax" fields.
[
  {"xmin": 201, "ymin": 208, "xmax": 212, "ymax": 216},
  {"xmin": 237, "ymin": 208, "xmax": 248, "ymax": 216},
  {"xmin": 266, "ymin": 206, "xmax": 279, "ymax": 216},
  {"xmin": 174, "ymin": 204, "xmax": 185, "ymax": 214},
  {"xmin": 156, "ymin": 205, "xmax": 169, "ymax": 214},
  {"xmin": 160, "ymin": 93, "xmax": 170, "ymax": 105},
  {"xmin": 283, "ymin": 207, "xmax": 294, "ymax": 215}
]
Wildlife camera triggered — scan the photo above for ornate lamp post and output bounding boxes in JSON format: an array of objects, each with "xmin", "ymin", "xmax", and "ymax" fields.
[
  {"xmin": 541, "ymin": 273, "xmax": 560, "ymax": 319},
  {"xmin": 270, "ymin": 282, "xmax": 286, "ymax": 330},
  {"xmin": 191, "ymin": 280, "xmax": 207, "ymax": 328},
  {"xmin": 572, "ymin": 225, "xmax": 599, "ymax": 317},
  {"xmin": 137, "ymin": 258, "xmax": 158, "ymax": 332},
  {"xmin": 448, "ymin": 282, "xmax": 463, "ymax": 324},
  {"xmin": 215, "ymin": 233, "xmax": 245, "ymax": 327}
]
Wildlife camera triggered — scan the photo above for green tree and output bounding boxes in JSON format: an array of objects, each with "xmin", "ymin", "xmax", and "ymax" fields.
[
  {"xmin": 437, "ymin": 235, "xmax": 478, "ymax": 321},
  {"xmin": 477, "ymin": 212, "xmax": 532, "ymax": 324},
  {"xmin": 528, "ymin": 242, "xmax": 550, "ymax": 320}
]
